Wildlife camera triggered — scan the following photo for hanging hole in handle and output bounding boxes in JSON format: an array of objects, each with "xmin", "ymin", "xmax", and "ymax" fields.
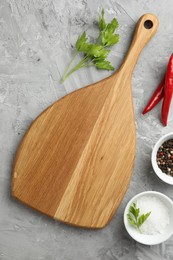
[{"xmin": 144, "ymin": 20, "xmax": 153, "ymax": 29}]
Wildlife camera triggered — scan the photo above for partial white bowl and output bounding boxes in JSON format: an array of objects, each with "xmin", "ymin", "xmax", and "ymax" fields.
[
  {"xmin": 151, "ymin": 133, "xmax": 173, "ymax": 185},
  {"xmin": 124, "ymin": 191, "xmax": 173, "ymax": 245}
]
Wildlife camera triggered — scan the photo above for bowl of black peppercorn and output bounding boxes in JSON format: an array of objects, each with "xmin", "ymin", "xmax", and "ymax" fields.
[{"xmin": 152, "ymin": 133, "xmax": 173, "ymax": 185}]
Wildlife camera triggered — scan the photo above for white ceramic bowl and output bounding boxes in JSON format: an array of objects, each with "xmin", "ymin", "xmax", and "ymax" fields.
[
  {"xmin": 151, "ymin": 133, "xmax": 173, "ymax": 185},
  {"xmin": 124, "ymin": 191, "xmax": 173, "ymax": 245}
]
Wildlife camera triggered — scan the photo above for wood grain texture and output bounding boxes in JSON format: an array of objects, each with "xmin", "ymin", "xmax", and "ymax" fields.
[{"xmin": 12, "ymin": 14, "xmax": 158, "ymax": 228}]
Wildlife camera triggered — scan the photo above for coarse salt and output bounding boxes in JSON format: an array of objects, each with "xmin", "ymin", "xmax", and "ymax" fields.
[{"xmin": 136, "ymin": 196, "xmax": 170, "ymax": 235}]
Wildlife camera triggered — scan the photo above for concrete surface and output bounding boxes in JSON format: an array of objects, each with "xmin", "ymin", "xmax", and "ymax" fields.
[{"xmin": 0, "ymin": 0, "xmax": 173, "ymax": 259}]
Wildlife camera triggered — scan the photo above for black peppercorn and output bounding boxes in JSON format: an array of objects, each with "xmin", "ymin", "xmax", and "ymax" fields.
[{"xmin": 157, "ymin": 139, "xmax": 173, "ymax": 177}]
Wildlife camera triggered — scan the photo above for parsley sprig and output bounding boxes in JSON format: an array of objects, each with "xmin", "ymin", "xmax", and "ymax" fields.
[
  {"xmin": 61, "ymin": 8, "xmax": 119, "ymax": 83},
  {"xmin": 127, "ymin": 202, "xmax": 151, "ymax": 233}
]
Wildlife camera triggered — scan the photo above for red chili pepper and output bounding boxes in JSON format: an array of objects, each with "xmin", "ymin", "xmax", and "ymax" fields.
[
  {"xmin": 142, "ymin": 78, "xmax": 165, "ymax": 115},
  {"xmin": 161, "ymin": 54, "xmax": 173, "ymax": 126}
]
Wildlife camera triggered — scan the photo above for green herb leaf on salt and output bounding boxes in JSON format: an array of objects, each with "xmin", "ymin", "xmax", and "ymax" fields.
[
  {"xmin": 137, "ymin": 212, "xmax": 151, "ymax": 227},
  {"xmin": 127, "ymin": 202, "xmax": 151, "ymax": 233}
]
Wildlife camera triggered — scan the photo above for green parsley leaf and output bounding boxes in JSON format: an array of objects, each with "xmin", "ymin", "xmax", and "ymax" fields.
[
  {"xmin": 127, "ymin": 202, "xmax": 151, "ymax": 233},
  {"xmin": 129, "ymin": 203, "xmax": 140, "ymax": 220},
  {"xmin": 87, "ymin": 44, "xmax": 110, "ymax": 59},
  {"xmin": 76, "ymin": 32, "xmax": 88, "ymax": 52},
  {"xmin": 137, "ymin": 212, "xmax": 151, "ymax": 227},
  {"xmin": 106, "ymin": 18, "xmax": 119, "ymax": 33},
  {"xmin": 94, "ymin": 60, "xmax": 114, "ymax": 70},
  {"xmin": 101, "ymin": 31, "xmax": 119, "ymax": 47},
  {"xmin": 127, "ymin": 213, "xmax": 136, "ymax": 226},
  {"xmin": 99, "ymin": 8, "xmax": 106, "ymax": 31},
  {"xmin": 61, "ymin": 8, "xmax": 120, "ymax": 83}
]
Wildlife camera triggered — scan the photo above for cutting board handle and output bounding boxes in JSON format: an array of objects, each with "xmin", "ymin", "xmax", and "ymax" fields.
[{"xmin": 119, "ymin": 13, "xmax": 159, "ymax": 75}]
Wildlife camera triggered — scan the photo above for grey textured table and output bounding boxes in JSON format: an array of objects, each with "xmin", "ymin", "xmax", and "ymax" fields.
[{"xmin": 0, "ymin": 0, "xmax": 173, "ymax": 259}]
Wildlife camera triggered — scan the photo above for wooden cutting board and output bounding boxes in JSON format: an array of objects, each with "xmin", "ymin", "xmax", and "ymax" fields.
[{"xmin": 12, "ymin": 14, "xmax": 158, "ymax": 228}]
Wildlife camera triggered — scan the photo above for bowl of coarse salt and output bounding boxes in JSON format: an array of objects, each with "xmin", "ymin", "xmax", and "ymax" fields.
[{"xmin": 124, "ymin": 191, "xmax": 173, "ymax": 245}]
